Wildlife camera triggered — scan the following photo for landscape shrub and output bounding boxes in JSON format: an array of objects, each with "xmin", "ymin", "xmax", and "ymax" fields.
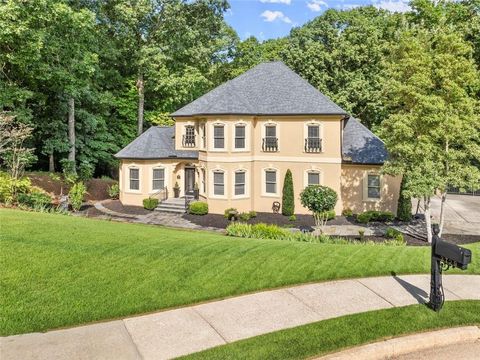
[
  {"xmin": 282, "ymin": 169, "xmax": 295, "ymax": 216},
  {"xmin": 319, "ymin": 209, "xmax": 335, "ymax": 220},
  {"xmin": 342, "ymin": 208, "xmax": 353, "ymax": 217},
  {"xmin": 17, "ymin": 191, "xmax": 51, "ymax": 208},
  {"xmin": 385, "ymin": 227, "xmax": 401, "ymax": 239},
  {"xmin": 248, "ymin": 210, "xmax": 257, "ymax": 218},
  {"xmin": 224, "ymin": 207, "xmax": 238, "ymax": 220},
  {"xmin": 189, "ymin": 201, "xmax": 208, "ymax": 215},
  {"xmin": 108, "ymin": 183, "xmax": 120, "ymax": 199},
  {"xmin": 78, "ymin": 161, "xmax": 94, "ymax": 181},
  {"xmin": 226, "ymin": 223, "xmax": 404, "ymax": 246},
  {"xmin": 289, "ymin": 214, "xmax": 296, "ymax": 221},
  {"xmin": 143, "ymin": 197, "xmax": 159, "ymax": 211},
  {"xmin": 356, "ymin": 210, "xmax": 395, "ymax": 224},
  {"xmin": 69, "ymin": 182, "xmax": 87, "ymax": 211},
  {"xmin": 0, "ymin": 172, "xmax": 33, "ymax": 204},
  {"xmin": 239, "ymin": 212, "xmax": 251, "ymax": 222}
]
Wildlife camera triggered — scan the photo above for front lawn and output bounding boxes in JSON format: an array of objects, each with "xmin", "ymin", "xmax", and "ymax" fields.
[{"xmin": 1, "ymin": 208, "xmax": 478, "ymax": 335}]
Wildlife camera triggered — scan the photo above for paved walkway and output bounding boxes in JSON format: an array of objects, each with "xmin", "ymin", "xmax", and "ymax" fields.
[
  {"xmin": 93, "ymin": 201, "xmax": 221, "ymax": 232},
  {"xmin": 2, "ymin": 275, "xmax": 479, "ymax": 360}
]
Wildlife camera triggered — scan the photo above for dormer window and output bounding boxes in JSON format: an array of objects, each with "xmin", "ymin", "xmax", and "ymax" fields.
[
  {"xmin": 182, "ymin": 125, "xmax": 195, "ymax": 147},
  {"xmin": 305, "ymin": 124, "xmax": 321, "ymax": 152}
]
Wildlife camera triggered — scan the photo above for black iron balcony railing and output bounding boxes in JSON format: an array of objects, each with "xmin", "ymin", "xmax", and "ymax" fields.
[
  {"xmin": 262, "ymin": 137, "xmax": 278, "ymax": 152},
  {"xmin": 305, "ymin": 138, "xmax": 322, "ymax": 152},
  {"xmin": 182, "ymin": 134, "xmax": 196, "ymax": 147}
]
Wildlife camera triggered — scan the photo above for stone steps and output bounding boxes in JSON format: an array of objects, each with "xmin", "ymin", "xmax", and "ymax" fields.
[{"xmin": 155, "ymin": 197, "xmax": 194, "ymax": 214}]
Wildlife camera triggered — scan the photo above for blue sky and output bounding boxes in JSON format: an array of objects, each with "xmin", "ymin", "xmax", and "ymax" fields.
[{"xmin": 225, "ymin": 0, "xmax": 410, "ymax": 40}]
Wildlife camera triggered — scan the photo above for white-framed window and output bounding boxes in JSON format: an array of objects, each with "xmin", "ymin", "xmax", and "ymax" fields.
[
  {"xmin": 367, "ymin": 174, "xmax": 381, "ymax": 199},
  {"xmin": 183, "ymin": 125, "xmax": 195, "ymax": 147},
  {"xmin": 234, "ymin": 170, "xmax": 246, "ymax": 196},
  {"xmin": 213, "ymin": 170, "xmax": 225, "ymax": 196},
  {"xmin": 265, "ymin": 170, "xmax": 277, "ymax": 194},
  {"xmin": 152, "ymin": 168, "xmax": 165, "ymax": 190},
  {"xmin": 307, "ymin": 171, "xmax": 320, "ymax": 186},
  {"xmin": 235, "ymin": 125, "xmax": 246, "ymax": 149},
  {"xmin": 213, "ymin": 125, "xmax": 225, "ymax": 149},
  {"xmin": 129, "ymin": 168, "xmax": 140, "ymax": 191},
  {"xmin": 304, "ymin": 121, "xmax": 322, "ymax": 153}
]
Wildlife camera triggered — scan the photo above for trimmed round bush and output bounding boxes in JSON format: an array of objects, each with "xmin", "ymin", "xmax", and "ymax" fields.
[
  {"xmin": 143, "ymin": 197, "xmax": 159, "ymax": 211},
  {"xmin": 300, "ymin": 185, "xmax": 338, "ymax": 228},
  {"xmin": 224, "ymin": 207, "xmax": 238, "ymax": 220},
  {"xmin": 189, "ymin": 201, "xmax": 208, "ymax": 215}
]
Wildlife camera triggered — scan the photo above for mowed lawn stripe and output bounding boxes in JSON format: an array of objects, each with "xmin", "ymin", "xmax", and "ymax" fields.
[{"xmin": 1, "ymin": 209, "xmax": 478, "ymax": 335}]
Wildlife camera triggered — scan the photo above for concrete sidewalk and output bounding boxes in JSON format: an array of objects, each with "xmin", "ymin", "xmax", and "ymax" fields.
[{"xmin": 2, "ymin": 275, "xmax": 479, "ymax": 360}]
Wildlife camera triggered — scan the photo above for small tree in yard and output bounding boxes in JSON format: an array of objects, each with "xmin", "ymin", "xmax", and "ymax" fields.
[
  {"xmin": 397, "ymin": 176, "xmax": 412, "ymax": 222},
  {"xmin": 300, "ymin": 185, "xmax": 338, "ymax": 232},
  {"xmin": 282, "ymin": 169, "xmax": 294, "ymax": 216}
]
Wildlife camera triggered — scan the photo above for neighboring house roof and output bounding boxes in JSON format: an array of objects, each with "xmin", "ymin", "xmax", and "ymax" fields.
[
  {"xmin": 342, "ymin": 117, "xmax": 388, "ymax": 165},
  {"xmin": 114, "ymin": 126, "xmax": 198, "ymax": 160},
  {"xmin": 171, "ymin": 61, "xmax": 347, "ymax": 117}
]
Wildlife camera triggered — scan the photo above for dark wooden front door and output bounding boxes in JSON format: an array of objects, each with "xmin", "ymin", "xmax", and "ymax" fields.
[{"xmin": 185, "ymin": 168, "xmax": 195, "ymax": 195}]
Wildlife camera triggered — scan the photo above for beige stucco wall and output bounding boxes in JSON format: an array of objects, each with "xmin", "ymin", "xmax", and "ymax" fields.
[
  {"xmin": 119, "ymin": 159, "xmax": 199, "ymax": 206},
  {"xmin": 119, "ymin": 115, "xmax": 400, "ymax": 215},
  {"xmin": 341, "ymin": 164, "xmax": 401, "ymax": 214}
]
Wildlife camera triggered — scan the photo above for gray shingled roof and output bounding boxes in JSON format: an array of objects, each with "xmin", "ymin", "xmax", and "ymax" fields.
[
  {"xmin": 171, "ymin": 62, "xmax": 347, "ymax": 117},
  {"xmin": 114, "ymin": 126, "xmax": 198, "ymax": 160},
  {"xmin": 342, "ymin": 117, "xmax": 388, "ymax": 165}
]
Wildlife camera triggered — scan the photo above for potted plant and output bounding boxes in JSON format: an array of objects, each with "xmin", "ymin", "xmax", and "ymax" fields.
[
  {"xmin": 173, "ymin": 181, "xmax": 180, "ymax": 198},
  {"xmin": 193, "ymin": 182, "xmax": 199, "ymax": 200}
]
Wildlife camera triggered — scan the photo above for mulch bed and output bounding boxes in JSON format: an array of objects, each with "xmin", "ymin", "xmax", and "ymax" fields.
[
  {"xmin": 27, "ymin": 172, "xmax": 116, "ymax": 201},
  {"xmin": 183, "ymin": 212, "xmax": 317, "ymax": 229},
  {"xmin": 102, "ymin": 200, "xmax": 151, "ymax": 216}
]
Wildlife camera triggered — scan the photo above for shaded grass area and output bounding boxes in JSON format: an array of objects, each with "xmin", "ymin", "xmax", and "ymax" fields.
[
  {"xmin": 1, "ymin": 209, "xmax": 478, "ymax": 335},
  {"xmin": 181, "ymin": 301, "xmax": 480, "ymax": 360}
]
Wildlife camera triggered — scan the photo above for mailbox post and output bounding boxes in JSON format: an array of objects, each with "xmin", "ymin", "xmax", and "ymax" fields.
[{"xmin": 428, "ymin": 224, "xmax": 472, "ymax": 312}]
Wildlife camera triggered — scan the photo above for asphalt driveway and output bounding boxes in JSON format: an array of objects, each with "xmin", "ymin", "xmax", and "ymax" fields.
[{"xmin": 417, "ymin": 194, "xmax": 480, "ymax": 235}]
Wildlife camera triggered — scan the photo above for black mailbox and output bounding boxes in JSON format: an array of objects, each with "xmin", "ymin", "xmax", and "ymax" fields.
[{"xmin": 435, "ymin": 240, "xmax": 472, "ymax": 270}]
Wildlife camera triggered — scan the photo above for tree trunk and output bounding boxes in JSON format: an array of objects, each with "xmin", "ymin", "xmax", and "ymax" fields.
[
  {"xmin": 67, "ymin": 96, "xmax": 76, "ymax": 171},
  {"xmin": 424, "ymin": 196, "xmax": 432, "ymax": 243},
  {"xmin": 415, "ymin": 198, "xmax": 421, "ymax": 215},
  {"xmin": 49, "ymin": 152, "xmax": 55, "ymax": 172},
  {"xmin": 136, "ymin": 73, "xmax": 144, "ymax": 135},
  {"xmin": 438, "ymin": 191, "xmax": 447, "ymax": 237}
]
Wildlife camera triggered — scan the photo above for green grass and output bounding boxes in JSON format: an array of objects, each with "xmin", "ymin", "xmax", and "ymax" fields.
[
  {"xmin": 181, "ymin": 301, "xmax": 480, "ymax": 360},
  {"xmin": 1, "ymin": 208, "xmax": 478, "ymax": 335}
]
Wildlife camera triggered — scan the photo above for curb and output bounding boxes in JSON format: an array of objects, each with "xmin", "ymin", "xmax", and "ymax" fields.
[{"xmin": 316, "ymin": 326, "xmax": 480, "ymax": 360}]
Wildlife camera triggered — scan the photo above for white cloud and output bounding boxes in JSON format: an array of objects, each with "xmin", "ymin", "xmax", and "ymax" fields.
[
  {"xmin": 374, "ymin": 0, "xmax": 411, "ymax": 13},
  {"xmin": 307, "ymin": 0, "xmax": 328, "ymax": 12},
  {"xmin": 261, "ymin": 10, "xmax": 292, "ymax": 23},
  {"xmin": 260, "ymin": 0, "xmax": 291, "ymax": 4}
]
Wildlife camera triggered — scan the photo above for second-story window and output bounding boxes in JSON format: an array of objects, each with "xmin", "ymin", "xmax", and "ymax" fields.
[
  {"xmin": 214, "ymin": 125, "xmax": 224, "ymax": 149},
  {"xmin": 183, "ymin": 125, "xmax": 195, "ymax": 147},
  {"xmin": 263, "ymin": 125, "xmax": 278, "ymax": 152},
  {"xmin": 235, "ymin": 125, "xmax": 246, "ymax": 149},
  {"xmin": 305, "ymin": 125, "xmax": 321, "ymax": 152}
]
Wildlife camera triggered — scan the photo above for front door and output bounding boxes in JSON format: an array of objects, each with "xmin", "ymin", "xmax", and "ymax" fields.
[{"xmin": 184, "ymin": 168, "xmax": 195, "ymax": 196}]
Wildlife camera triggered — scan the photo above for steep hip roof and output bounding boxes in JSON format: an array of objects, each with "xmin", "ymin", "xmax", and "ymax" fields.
[
  {"xmin": 171, "ymin": 62, "xmax": 347, "ymax": 117},
  {"xmin": 342, "ymin": 117, "xmax": 388, "ymax": 165},
  {"xmin": 114, "ymin": 126, "xmax": 198, "ymax": 160}
]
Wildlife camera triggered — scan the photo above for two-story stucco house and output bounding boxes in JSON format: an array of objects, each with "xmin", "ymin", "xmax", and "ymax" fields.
[{"xmin": 115, "ymin": 62, "xmax": 400, "ymax": 215}]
